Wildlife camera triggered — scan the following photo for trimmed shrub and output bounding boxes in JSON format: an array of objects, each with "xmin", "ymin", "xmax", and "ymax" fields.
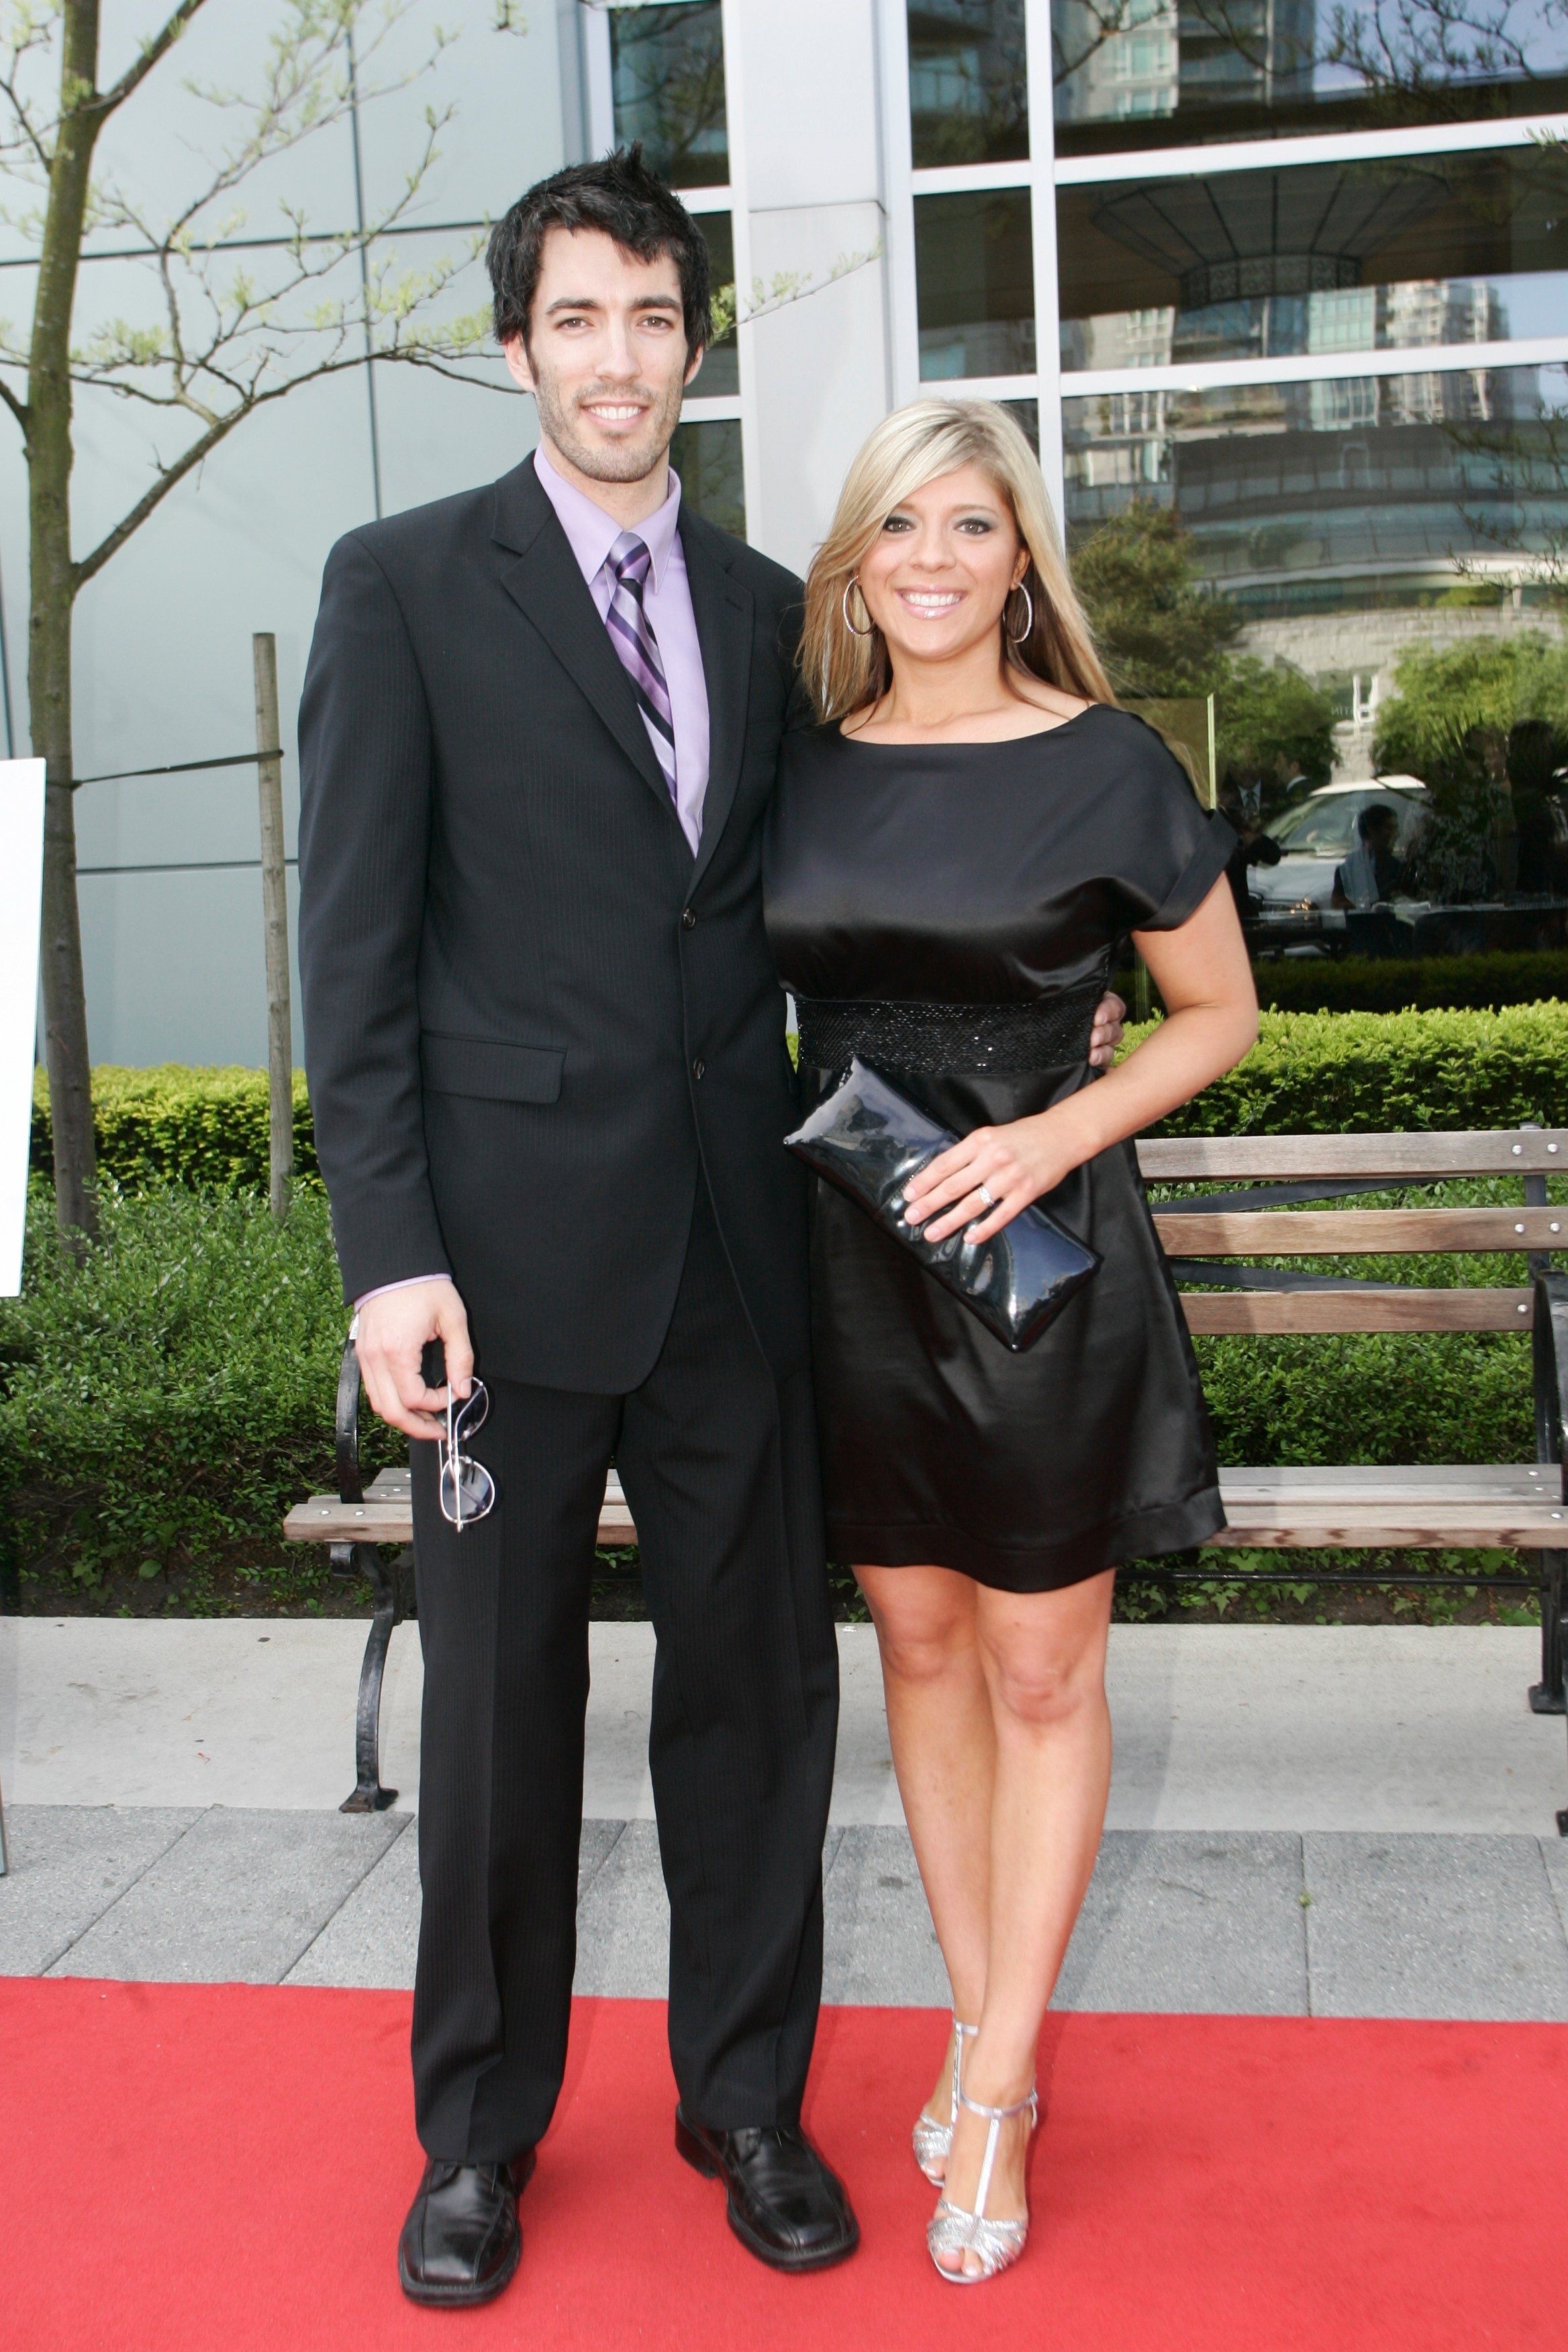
[
  {"xmin": 1124, "ymin": 1003, "xmax": 1568, "ymax": 1135},
  {"xmin": 0, "ymin": 1182, "xmax": 392, "ymax": 1598},
  {"xmin": 30, "ymin": 1065, "xmax": 318, "ymax": 1192},
  {"xmin": 34, "ymin": 1003, "xmax": 1568, "ymax": 1198},
  {"xmin": 0, "ymin": 1176, "xmax": 1543, "ymax": 1606},
  {"xmin": 1193, "ymin": 1328, "xmax": 1530, "ymax": 1467}
]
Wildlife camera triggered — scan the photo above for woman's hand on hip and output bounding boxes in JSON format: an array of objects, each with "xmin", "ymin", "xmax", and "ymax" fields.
[
  {"xmin": 899, "ymin": 1109, "xmax": 1084, "ymax": 1247},
  {"xmin": 1087, "ymin": 989, "xmax": 1125, "ymax": 1069}
]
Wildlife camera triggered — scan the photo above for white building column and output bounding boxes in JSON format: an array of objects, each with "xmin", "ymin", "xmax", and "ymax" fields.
[{"xmin": 734, "ymin": 0, "xmax": 892, "ymax": 577}]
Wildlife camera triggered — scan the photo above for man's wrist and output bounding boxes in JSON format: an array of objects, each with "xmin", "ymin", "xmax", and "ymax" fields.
[{"xmin": 355, "ymin": 1273, "xmax": 451, "ymax": 1308}]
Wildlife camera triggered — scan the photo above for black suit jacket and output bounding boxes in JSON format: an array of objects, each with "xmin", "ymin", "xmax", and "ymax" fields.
[{"xmin": 297, "ymin": 456, "xmax": 811, "ymax": 1392}]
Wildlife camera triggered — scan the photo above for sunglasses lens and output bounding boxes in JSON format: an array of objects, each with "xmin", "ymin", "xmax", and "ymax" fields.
[{"xmin": 439, "ymin": 1452, "xmax": 496, "ymax": 1527}]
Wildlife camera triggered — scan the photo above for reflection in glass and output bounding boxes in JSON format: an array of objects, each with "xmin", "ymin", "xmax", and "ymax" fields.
[
  {"xmin": 1063, "ymin": 362, "xmax": 1568, "ymax": 618},
  {"xmin": 610, "ymin": 2, "xmax": 728, "ymax": 187},
  {"xmin": 671, "ymin": 417, "xmax": 745, "ymax": 538},
  {"xmin": 1001, "ymin": 397, "xmax": 1040, "ymax": 451},
  {"xmin": 916, "ymin": 191, "xmax": 1036, "ymax": 379},
  {"xmin": 1052, "ymin": 0, "xmax": 1568, "ymax": 156},
  {"xmin": 1059, "ymin": 150, "xmax": 1568, "ymax": 369},
  {"xmin": 908, "ymin": 0, "xmax": 1028, "ymax": 166},
  {"xmin": 693, "ymin": 210, "xmax": 738, "ymax": 397},
  {"xmin": 1271, "ymin": 783, "xmax": 1428, "ymax": 856}
]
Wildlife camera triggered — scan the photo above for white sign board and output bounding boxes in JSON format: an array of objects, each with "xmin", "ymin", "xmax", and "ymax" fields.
[{"xmin": 1, "ymin": 758, "xmax": 46, "ymax": 1296}]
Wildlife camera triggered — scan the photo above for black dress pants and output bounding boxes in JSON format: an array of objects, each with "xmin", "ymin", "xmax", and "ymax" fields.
[{"xmin": 408, "ymin": 1181, "xmax": 839, "ymax": 2163}]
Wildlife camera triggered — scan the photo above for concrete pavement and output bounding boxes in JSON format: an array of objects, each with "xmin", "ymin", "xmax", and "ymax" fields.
[
  {"xmin": 5, "ymin": 1618, "xmax": 1568, "ymax": 2019},
  {"xmin": 6, "ymin": 1617, "xmax": 1565, "ymax": 1831}
]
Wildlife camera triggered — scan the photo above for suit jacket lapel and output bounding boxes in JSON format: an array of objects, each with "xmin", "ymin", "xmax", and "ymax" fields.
[
  {"xmin": 489, "ymin": 460, "xmax": 676, "ymax": 818},
  {"xmin": 681, "ymin": 511, "xmax": 754, "ymax": 891}
]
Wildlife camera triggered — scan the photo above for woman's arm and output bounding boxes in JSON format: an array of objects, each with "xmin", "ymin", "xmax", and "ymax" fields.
[{"xmin": 903, "ymin": 875, "xmax": 1258, "ymax": 1246}]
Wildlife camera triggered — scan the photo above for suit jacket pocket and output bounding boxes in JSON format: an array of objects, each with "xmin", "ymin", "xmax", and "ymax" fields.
[{"xmin": 420, "ymin": 1032, "xmax": 565, "ymax": 1104}]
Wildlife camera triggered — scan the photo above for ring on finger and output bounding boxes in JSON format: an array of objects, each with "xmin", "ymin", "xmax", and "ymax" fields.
[{"xmin": 975, "ymin": 1183, "xmax": 996, "ymax": 1208}]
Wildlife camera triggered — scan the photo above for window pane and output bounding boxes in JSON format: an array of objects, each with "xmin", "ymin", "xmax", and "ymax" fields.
[
  {"xmin": 610, "ymin": 2, "xmax": 728, "ymax": 187},
  {"xmin": 1052, "ymin": 0, "xmax": 1568, "ymax": 157},
  {"xmin": 908, "ymin": 0, "xmax": 1028, "ymax": 167},
  {"xmin": 1063, "ymin": 362, "xmax": 1568, "ymax": 620},
  {"xmin": 693, "ymin": 211, "xmax": 738, "ymax": 396},
  {"xmin": 1001, "ymin": 396, "xmax": 1040, "ymax": 451},
  {"xmin": 671, "ymin": 417, "xmax": 746, "ymax": 537},
  {"xmin": 1070, "ymin": 371, "xmax": 1568, "ymax": 957},
  {"xmin": 1059, "ymin": 150, "xmax": 1568, "ymax": 370},
  {"xmin": 916, "ymin": 191, "xmax": 1036, "ymax": 380}
]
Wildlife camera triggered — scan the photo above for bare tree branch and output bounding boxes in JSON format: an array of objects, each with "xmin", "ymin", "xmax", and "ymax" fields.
[{"xmin": 92, "ymin": 0, "xmax": 209, "ymax": 120}]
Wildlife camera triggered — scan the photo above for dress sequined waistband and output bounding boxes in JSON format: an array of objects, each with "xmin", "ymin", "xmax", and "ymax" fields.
[{"xmin": 795, "ymin": 988, "xmax": 1102, "ymax": 1075}]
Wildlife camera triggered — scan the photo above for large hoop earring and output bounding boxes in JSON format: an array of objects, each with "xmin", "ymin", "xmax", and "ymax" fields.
[
  {"xmin": 841, "ymin": 577, "xmax": 875, "ymax": 638},
  {"xmin": 1005, "ymin": 581, "xmax": 1034, "ymax": 643}
]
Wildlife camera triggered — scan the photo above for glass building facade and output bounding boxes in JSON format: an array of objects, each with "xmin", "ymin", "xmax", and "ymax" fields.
[
  {"xmin": 597, "ymin": 1, "xmax": 746, "ymax": 534},
  {"xmin": 882, "ymin": 0, "xmax": 1568, "ymax": 965},
  {"xmin": 41, "ymin": 1, "xmax": 1568, "ymax": 1061},
  {"xmin": 892, "ymin": 0, "xmax": 1568, "ymax": 596}
]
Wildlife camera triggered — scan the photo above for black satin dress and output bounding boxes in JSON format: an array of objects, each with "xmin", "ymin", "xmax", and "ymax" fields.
[{"xmin": 763, "ymin": 703, "xmax": 1236, "ymax": 1592}]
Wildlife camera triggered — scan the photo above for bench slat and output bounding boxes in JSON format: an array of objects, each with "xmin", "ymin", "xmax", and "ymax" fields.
[
  {"xmin": 1180, "ymin": 1289, "xmax": 1532, "ymax": 1333},
  {"xmin": 1138, "ymin": 1131, "xmax": 1568, "ymax": 1181},
  {"xmin": 1220, "ymin": 1465, "xmax": 1552, "ymax": 1498},
  {"xmin": 282, "ymin": 1496, "xmax": 638, "ymax": 1548},
  {"xmin": 1155, "ymin": 1208, "xmax": 1568, "ymax": 1256},
  {"xmin": 1210, "ymin": 1514, "xmax": 1564, "ymax": 1547},
  {"xmin": 284, "ymin": 1461, "xmax": 1568, "ymax": 1553}
]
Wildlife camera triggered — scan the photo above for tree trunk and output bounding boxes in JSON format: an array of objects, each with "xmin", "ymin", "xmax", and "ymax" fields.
[{"xmin": 30, "ymin": 3, "xmax": 103, "ymax": 1242}]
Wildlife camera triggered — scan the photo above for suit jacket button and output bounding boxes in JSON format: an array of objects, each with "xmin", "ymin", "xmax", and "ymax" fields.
[
  {"xmin": 681, "ymin": 907, "xmax": 697, "ymax": 930},
  {"xmin": 692, "ymin": 1058, "xmax": 705, "ymax": 1081}
]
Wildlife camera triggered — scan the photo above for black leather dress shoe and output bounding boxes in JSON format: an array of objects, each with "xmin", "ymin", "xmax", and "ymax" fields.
[
  {"xmin": 397, "ymin": 2149, "xmax": 536, "ymax": 2307},
  {"xmin": 675, "ymin": 2107, "xmax": 859, "ymax": 2271}
]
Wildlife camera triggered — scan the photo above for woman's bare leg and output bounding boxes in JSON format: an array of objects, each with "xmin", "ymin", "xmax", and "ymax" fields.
[
  {"xmin": 937, "ymin": 1569, "xmax": 1116, "ymax": 2275},
  {"xmin": 857, "ymin": 1563, "xmax": 995, "ymax": 2155}
]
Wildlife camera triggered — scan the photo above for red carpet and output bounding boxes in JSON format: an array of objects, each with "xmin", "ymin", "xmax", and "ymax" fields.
[{"xmin": 4, "ymin": 1980, "xmax": 1559, "ymax": 2350}]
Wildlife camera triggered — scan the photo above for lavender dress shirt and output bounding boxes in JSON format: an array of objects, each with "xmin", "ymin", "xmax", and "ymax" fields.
[
  {"xmin": 356, "ymin": 443, "xmax": 713, "ymax": 1308},
  {"xmin": 532, "ymin": 444, "xmax": 711, "ymax": 854}
]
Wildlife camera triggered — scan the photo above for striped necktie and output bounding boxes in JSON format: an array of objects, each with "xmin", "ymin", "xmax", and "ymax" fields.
[{"xmin": 604, "ymin": 530, "xmax": 679, "ymax": 803}]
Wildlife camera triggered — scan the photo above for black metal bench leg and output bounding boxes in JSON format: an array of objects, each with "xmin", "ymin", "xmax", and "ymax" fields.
[
  {"xmin": 338, "ymin": 1541, "xmax": 399, "ymax": 1814},
  {"xmin": 1530, "ymin": 1551, "xmax": 1567, "ymax": 1716}
]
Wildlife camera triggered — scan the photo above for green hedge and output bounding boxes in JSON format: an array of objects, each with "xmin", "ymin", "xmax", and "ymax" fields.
[
  {"xmin": 27, "ymin": 1004, "xmax": 1568, "ymax": 1199},
  {"xmin": 7, "ymin": 1010, "xmax": 1561, "ymax": 1603},
  {"xmin": 0, "ymin": 1176, "xmax": 1542, "ymax": 1604},
  {"xmin": 31, "ymin": 1064, "xmax": 319, "ymax": 1191},
  {"xmin": 1126, "ymin": 1003, "xmax": 1568, "ymax": 1135},
  {"xmin": 0, "ymin": 1182, "xmax": 393, "ymax": 1598}
]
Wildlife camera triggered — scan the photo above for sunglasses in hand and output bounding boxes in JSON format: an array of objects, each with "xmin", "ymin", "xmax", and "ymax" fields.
[{"xmin": 439, "ymin": 1379, "xmax": 496, "ymax": 1530}]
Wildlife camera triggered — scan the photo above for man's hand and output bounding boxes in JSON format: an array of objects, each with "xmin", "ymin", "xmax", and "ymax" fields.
[
  {"xmin": 354, "ymin": 1279, "xmax": 475, "ymax": 1441},
  {"xmin": 1089, "ymin": 989, "xmax": 1126, "ymax": 1069}
]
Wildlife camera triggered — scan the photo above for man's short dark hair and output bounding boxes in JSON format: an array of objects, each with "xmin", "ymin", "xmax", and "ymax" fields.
[
  {"xmin": 487, "ymin": 145, "xmax": 712, "ymax": 358},
  {"xmin": 1359, "ymin": 803, "xmax": 1398, "ymax": 840}
]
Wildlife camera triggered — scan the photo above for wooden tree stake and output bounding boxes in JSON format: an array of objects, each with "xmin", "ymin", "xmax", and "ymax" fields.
[{"xmin": 253, "ymin": 633, "xmax": 294, "ymax": 1221}]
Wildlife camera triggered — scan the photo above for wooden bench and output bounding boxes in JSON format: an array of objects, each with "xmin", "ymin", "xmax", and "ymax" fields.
[{"xmin": 286, "ymin": 1124, "xmax": 1568, "ymax": 1826}]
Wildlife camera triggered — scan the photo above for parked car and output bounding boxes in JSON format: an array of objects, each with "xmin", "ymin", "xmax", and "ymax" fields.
[{"xmin": 1248, "ymin": 779, "xmax": 1430, "ymax": 913}]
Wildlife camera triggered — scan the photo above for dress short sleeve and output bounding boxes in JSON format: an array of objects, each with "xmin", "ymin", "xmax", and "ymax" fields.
[{"xmin": 1103, "ymin": 710, "xmax": 1238, "ymax": 933}]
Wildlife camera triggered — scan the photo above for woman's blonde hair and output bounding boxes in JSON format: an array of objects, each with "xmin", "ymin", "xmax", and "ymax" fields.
[{"xmin": 799, "ymin": 397, "xmax": 1113, "ymax": 724}]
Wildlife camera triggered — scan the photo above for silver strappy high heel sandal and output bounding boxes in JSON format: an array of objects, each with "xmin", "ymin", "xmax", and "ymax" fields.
[
  {"xmin": 927, "ymin": 2081, "xmax": 1038, "ymax": 2284},
  {"xmin": 912, "ymin": 2016, "xmax": 978, "ymax": 2184}
]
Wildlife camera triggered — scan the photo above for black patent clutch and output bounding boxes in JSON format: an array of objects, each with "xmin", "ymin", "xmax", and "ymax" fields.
[{"xmin": 785, "ymin": 1057, "xmax": 1101, "ymax": 1352}]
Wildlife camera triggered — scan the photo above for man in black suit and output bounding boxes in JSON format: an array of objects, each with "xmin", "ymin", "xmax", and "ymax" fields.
[
  {"xmin": 298, "ymin": 149, "xmax": 854, "ymax": 2306},
  {"xmin": 300, "ymin": 146, "xmax": 1124, "ymax": 2308}
]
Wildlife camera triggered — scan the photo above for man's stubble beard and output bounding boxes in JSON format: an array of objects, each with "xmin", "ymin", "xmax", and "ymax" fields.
[{"xmin": 531, "ymin": 358, "xmax": 686, "ymax": 486}]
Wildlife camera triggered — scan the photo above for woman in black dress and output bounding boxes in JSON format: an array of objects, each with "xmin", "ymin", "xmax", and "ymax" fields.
[{"xmin": 765, "ymin": 399, "xmax": 1257, "ymax": 2283}]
